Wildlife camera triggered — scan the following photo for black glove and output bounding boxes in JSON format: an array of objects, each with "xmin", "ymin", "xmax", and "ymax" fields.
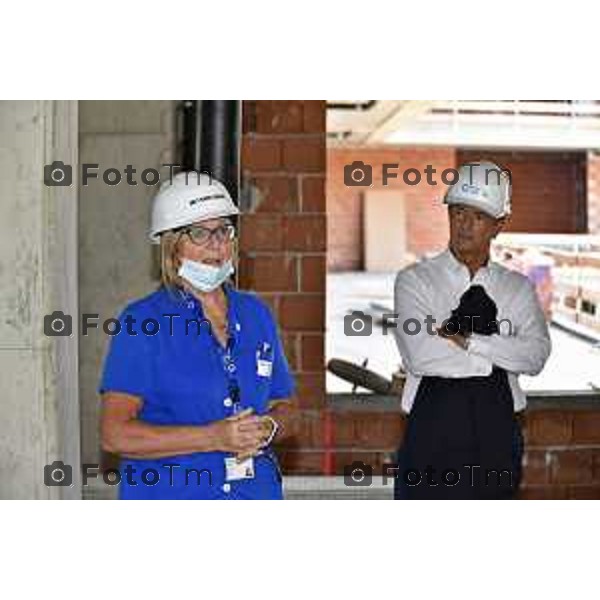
[{"xmin": 445, "ymin": 284, "xmax": 499, "ymax": 336}]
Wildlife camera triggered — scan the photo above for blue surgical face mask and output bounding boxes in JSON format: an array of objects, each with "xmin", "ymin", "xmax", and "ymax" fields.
[{"xmin": 177, "ymin": 258, "xmax": 234, "ymax": 292}]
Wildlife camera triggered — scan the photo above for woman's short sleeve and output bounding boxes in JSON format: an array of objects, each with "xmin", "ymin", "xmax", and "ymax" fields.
[
  {"xmin": 265, "ymin": 307, "xmax": 295, "ymax": 401},
  {"xmin": 98, "ymin": 307, "xmax": 152, "ymax": 399}
]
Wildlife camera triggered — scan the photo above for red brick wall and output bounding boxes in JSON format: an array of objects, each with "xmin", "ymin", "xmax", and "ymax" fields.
[
  {"xmin": 328, "ymin": 148, "xmax": 589, "ymax": 272},
  {"xmin": 327, "ymin": 147, "xmax": 454, "ymax": 271},
  {"xmin": 277, "ymin": 407, "xmax": 405, "ymax": 476},
  {"xmin": 519, "ymin": 408, "xmax": 600, "ymax": 499},
  {"xmin": 274, "ymin": 404, "xmax": 600, "ymax": 499},
  {"xmin": 239, "ymin": 101, "xmax": 327, "ymax": 470},
  {"xmin": 587, "ymin": 151, "xmax": 600, "ymax": 234},
  {"xmin": 239, "ymin": 102, "xmax": 600, "ymax": 499},
  {"xmin": 457, "ymin": 150, "xmax": 587, "ymax": 234}
]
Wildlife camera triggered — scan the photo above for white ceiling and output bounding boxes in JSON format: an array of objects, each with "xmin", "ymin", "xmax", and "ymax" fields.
[{"xmin": 327, "ymin": 100, "xmax": 600, "ymax": 150}]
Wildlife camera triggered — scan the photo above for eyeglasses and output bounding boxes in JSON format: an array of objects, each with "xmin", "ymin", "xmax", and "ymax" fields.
[{"xmin": 180, "ymin": 223, "xmax": 236, "ymax": 247}]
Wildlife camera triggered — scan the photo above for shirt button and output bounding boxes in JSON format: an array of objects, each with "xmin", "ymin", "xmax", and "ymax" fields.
[
  {"xmin": 223, "ymin": 397, "xmax": 233, "ymax": 408},
  {"xmin": 222, "ymin": 483, "xmax": 231, "ymax": 493}
]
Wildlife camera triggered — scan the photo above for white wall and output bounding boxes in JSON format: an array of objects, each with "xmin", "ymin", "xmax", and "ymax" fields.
[
  {"xmin": 0, "ymin": 100, "xmax": 175, "ymax": 498},
  {"xmin": 78, "ymin": 101, "xmax": 175, "ymax": 470},
  {"xmin": 0, "ymin": 101, "xmax": 80, "ymax": 499}
]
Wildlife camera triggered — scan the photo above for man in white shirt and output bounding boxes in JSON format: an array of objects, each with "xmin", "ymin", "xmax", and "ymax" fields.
[{"xmin": 393, "ymin": 161, "xmax": 551, "ymax": 499}]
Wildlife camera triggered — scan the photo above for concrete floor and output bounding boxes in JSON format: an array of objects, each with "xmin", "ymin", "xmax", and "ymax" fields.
[{"xmin": 326, "ymin": 272, "xmax": 600, "ymax": 394}]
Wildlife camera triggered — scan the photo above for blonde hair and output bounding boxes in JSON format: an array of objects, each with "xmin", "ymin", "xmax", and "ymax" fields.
[{"xmin": 159, "ymin": 230, "xmax": 183, "ymax": 292}]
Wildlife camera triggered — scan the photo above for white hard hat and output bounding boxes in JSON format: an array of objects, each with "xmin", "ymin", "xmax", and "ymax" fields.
[
  {"xmin": 444, "ymin": 161, "xmax": 511, "ymax": 219},
  {"xmin": 149, "ymin": 171, "xmax": 240, "ymax": 243}
]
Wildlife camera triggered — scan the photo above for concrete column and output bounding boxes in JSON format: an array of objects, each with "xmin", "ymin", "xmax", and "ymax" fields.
[
  {"xmin": 0, "ymin": 101, "xmax": 81, "ymax": 499},
  {"xmin": 78, "ymin": 101, "xmax": 175, "ymax": 477}
]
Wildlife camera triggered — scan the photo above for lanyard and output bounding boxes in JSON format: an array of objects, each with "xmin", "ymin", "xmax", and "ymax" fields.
[{"xmin": 179, "ymin": 286, "xmax": 242, "ymax": 409}]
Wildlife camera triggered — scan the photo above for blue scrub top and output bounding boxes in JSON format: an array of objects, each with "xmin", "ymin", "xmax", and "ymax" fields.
[{"xmin": 98, "ymin": 284, "xmax": 295, "ymax": 500}]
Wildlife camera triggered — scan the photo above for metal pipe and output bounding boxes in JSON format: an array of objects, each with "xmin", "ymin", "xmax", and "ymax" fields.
[
  {"xmin": 178, "ymin": 100, "xmax": 201, "ymax": 172},
  {"xmin": 200, "ymin": 100, "xmax": 241, "ymax": 203},
  {"xmin": 177, "ymin": 100, "xmax": 241, "ymax": 204}
]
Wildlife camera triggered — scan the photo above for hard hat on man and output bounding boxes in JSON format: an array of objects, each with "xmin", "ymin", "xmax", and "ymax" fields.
[{"xmin": 444, "ymin": 161, "xmax": 511, "ymax": 219}]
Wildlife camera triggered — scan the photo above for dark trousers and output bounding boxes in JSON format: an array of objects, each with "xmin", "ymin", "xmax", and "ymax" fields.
[{"xmin": 394, "ymin": 367, "xmax": 523, "ymax": 500}]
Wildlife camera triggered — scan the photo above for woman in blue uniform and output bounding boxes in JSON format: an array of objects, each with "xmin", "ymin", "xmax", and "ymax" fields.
[{"xmin": 99, "ymin": 172, "xmax": 295, "ymax": 499}]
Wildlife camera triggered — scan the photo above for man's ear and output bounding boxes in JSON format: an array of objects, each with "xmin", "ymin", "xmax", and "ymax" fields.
[{"xmin": 492, "ymin": 217, "xmax": 507, "ymax": 237}]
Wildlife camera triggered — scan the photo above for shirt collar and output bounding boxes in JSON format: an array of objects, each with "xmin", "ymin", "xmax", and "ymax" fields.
[
  {"xmin": 171, "ymin": 285, "xmax": 200, "ymax": 313},
  {"xmin": 440, "ymin": 247, "xmax": 495, "ymax": 278},
  {"xmin": 169, "ymin": 283, "xmax": 242, "ymax": 342},
  {"xmin": 440, "ymin": 247, "xmax": 466, "ymax": 273}
]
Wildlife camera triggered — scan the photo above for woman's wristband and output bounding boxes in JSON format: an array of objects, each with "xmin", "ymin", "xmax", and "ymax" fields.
[{"xmin": 262, "ymin": 416, "xmax": 279, "ymax": 446}]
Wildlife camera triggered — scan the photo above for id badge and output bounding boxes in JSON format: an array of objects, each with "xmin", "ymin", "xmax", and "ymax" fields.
[
  {"xmin": 225, "ymin": 457, "xmax": 255, "ymax": 481},
  {"xmin": 257, "ymin": 359, "xmax": 273, "ymax": 377},
  {"xmin": 256, "ymin": 343, "xmax": 274, "ymax": 377}
]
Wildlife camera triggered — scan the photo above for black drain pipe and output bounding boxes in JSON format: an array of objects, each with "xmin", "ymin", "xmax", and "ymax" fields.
[{"xmin": 178, "ymin": 100, "xmax": 241, "ymax": 204}]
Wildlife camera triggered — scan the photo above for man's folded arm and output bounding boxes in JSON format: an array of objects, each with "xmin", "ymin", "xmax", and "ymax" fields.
[
  {"xmin": 467, "ymin": 280, "xmax": 551, "ymax": 375},
  {"xmin": 393, "ymin": 270, "xmax": 492, "ymax": 377}
]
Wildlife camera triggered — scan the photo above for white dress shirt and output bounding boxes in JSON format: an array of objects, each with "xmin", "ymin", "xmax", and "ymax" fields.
[{"xmin": 393, "ymin": 248, "xmax": 551, "ymax": 413}]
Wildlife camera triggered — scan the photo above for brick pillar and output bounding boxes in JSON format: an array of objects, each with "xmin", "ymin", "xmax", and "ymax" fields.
[
  {"xmin": 239, "ymin": 101, "xmax": 327, "ymax": 472},
  {"xmin": 587, "ymin": 151, "xmax": 600, "ymax": 234}
]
